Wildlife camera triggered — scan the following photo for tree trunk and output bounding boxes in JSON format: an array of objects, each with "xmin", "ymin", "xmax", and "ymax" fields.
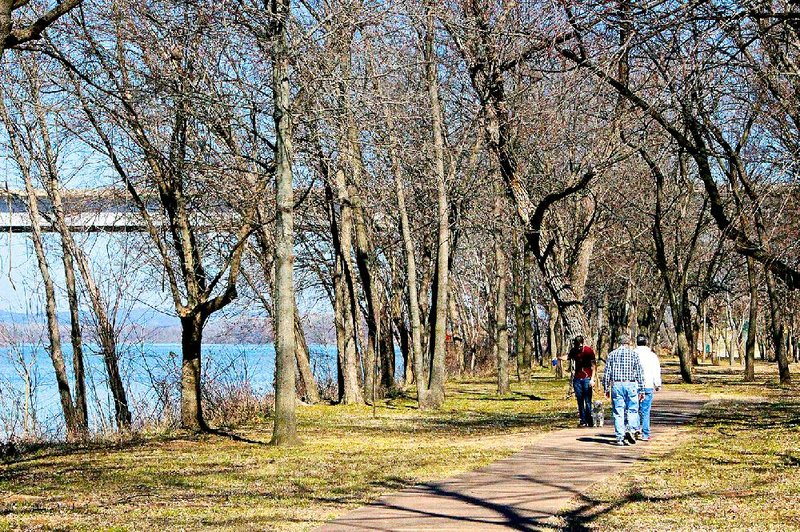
[
  {"xmin": 24, "ymin": 178, "xmax": 79, "ymax": 437},
  {"xmin": 325, "ymin": 175, "xmax": 363, "ymax": 405},
  {"xmin": 350, "ymin": 184, "xmax": 382, "ymax": 401},
  {"xmin": 270, "ymin": 0, "xmax": 300, "ymax": 445},
  {"xmin": 494, "ymin": 190, "xmax": 509, "ymax": 395},
  {"xmin": 522, "ymin": 248, "xmax": 535, "ymax": 369},
  {"xmin": 422, "ymin": 5, "xmax": 449, "ymax": 409},
  {"xmin": 568, "ymin": 195, "xmax": 596, "ymax": 305},
  {"xmin": 548, "ymin": 301, "xmax": 559, "ymax": 365},
  {"xmin": 1, "ymin": 95, "xmax": 79, "ymax": 437},
  {"xmin": 392, "ymin": 145, "xmax": 424, "ymax": 397},
  {"xmin": 745, "ymin": 256, "xmax": 758, "ymax": 381},
  {"xmin": 596, "ymin": 294, "xmax": 608, "ymax": 360},
  {"xmin": 98, "ymin": 325, "xmax": 131, "ymax": 429},
  {"xmin": 294, "ymin": 309, "xmax": 320, "ymax": 404},
  {"xmin": 675, "ymin": 294, "xmax": 696, "ymax": 383},
  {"xmin": 513, "ymin": 242, "xmax": 533, "ymax": 374},
  {"xmin": 389, "ymin": 270, "xmax": 412, "ymax": 387},
  {"xmin": 380, "ymin": 312, "xmax": 395, "ymax": 390},
  {"xmin": 448, "ymin": 280, "xmax": 464, "ymax": 377},
  {"xmin": 35, "ymin": 100, "xmax": 131, "ymax": 430},
  {"xmin": 61, "ymin": 245, "xmax": 88, "ymax": 430},
  {"xmin": 765, "ymin": 270, "xmax": 792, "ymax": 384},
  {"xmin": 180, "ymin": 313, "xmax": 206, "ymax": 431},
  {"xmin": 495, "ymin": 261, "xmax": 509, "ymax": 394}
]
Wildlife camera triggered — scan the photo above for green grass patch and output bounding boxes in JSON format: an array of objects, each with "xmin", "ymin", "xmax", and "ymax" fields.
[{"xmin": 0, "ymin": 371, "xmax": 575, "ymax": 531}]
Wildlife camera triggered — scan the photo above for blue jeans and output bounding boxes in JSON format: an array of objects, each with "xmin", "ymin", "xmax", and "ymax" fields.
[
  {"xmin": 573, "ymin": 378, "xmax": 593, "ymax": 425},
  {"xmin": 639, "ymin": 388, "xmax": 654, "ymax": 437},
  {"xmin": 611, "ymin": 382, "xmax": 640, "ymax": 441}
]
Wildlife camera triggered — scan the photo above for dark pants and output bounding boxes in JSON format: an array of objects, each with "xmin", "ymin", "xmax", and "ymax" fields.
[{"xmin": 573, "ymin": 378, "xmax": 593, "ymax": 425}]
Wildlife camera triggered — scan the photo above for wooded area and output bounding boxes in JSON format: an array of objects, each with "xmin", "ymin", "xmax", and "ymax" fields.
[{"xmin": 0, "ymin": 0, "xmax": 799, "ymax": 448}]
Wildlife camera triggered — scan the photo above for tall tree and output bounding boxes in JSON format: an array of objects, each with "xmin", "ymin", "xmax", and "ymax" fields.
[{"xmin": 269, "ymin": 0, "xmax": 300, "ymax": 445}]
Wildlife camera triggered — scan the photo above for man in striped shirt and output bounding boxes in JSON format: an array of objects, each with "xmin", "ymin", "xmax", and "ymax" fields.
[{"xmin": 602, "ymin": 334, "xmax": 645, "ymax": 446}]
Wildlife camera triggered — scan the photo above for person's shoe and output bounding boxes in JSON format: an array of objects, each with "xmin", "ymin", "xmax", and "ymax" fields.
[
  {"xmin": 614, "ymin": 440, "xmax": 626, "ymax": 446},
  {"xmin": 624, "ymin": 432, "xmax": 637, "ymax": 444},
  {"xmin": 579, "ymin": 421, "xmax": 588, "ymax": 427},
  {"xmin": 640, "ymin": 436, "xmax": 650, "ymax": 442}
]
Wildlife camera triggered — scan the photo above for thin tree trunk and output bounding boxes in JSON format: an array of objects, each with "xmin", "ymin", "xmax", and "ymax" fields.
[
  {"xmin": 324, "ymin": 174, "xmax": 363, "ymax": 405},
  {"xmin": 294, "ymin": 309, "xmax": 320, "ymax": 404},
  {"xmin": 25, "ymin": 181, "xmax": 79, "ymax": 436},
  {"xmin": 675, "ymin": 295, "xmax": 695, "ymax": 383},
  {"xmin": 423, "ymin": 4, "xmax": 448, "ymax": 409},
  {"xmin": 350, "ymin": 183, "xmax": 382, "ymax": 401},
  {"xmin": 393, "ymin": 155, "xmax": 424, "ymax": 398},
  {"xmin": 380, "ymin": 312, "xmax": 395, "ymax": 390},
  {"xmin": 745, "ymin": 256, "xmax": 758, "ymax": 381},
  {"xmin": 548, "ymin": 302, "xmax": 559, "ymax": 373},
  {"xmin": 30, "ymin": 89, "xmax": 130, "ymax": 430},
  {"xmin": 0, "ymin": 96, "xmax": 78, "ymax": 437},
  {"xmin": 494, "ymin": 188, "xmax": 509, "ymax": 395},
  {"xmin": 448, "ymin": 280, "xmax": 464, "ymax": 377},
  {"xmin": 61, "ymin": 245, "xmax": 88, "ymax": 430},
  {"xmin": 596, "ymin": 294, "xmax": 608, "ymax": 360}
]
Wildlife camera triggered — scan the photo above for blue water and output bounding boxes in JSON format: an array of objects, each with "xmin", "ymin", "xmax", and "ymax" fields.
[{"xmin": 0, "ymin": 342, "xmax": 339, "ymax": 439}]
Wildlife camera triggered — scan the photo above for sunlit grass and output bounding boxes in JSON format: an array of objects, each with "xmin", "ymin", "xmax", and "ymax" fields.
[
  {"xmin": 0, "ymin": 370, "xmax": 576, "ymax": 531},
  {"xmin": 564, "ymin": 361, "xmax": 800, "ymax": 531},
  {"xmin": 4, "ymin": 361, "xmax": 798, "ymax": 531}
]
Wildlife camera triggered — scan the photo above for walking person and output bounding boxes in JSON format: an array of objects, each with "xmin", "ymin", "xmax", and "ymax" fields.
[
  {"xmin": 602, "ymin": 334, "xmax": 645, "ymax": 446},
  {"xmin": 568, "ymin": 335, "xmax": 596, "ymax": 427},
  {"xmin": 634, "ymin": 334, "xmax": 662, "ymax": 441}
]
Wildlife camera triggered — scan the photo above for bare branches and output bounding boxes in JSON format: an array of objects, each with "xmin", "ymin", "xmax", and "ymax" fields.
[{"xmin": 1, "ymin": 0, "xmax": 83, "ymax": 52}]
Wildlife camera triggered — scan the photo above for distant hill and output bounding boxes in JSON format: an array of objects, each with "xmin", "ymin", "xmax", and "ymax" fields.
[{"xmin": 0, "ymin": 307, "xmax": 335, "ymax": 346}]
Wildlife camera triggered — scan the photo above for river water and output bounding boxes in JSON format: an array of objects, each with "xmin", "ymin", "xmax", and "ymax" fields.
[{"xmin": 0, "ymin": 342, "xmax": 339, "ymax": 439}]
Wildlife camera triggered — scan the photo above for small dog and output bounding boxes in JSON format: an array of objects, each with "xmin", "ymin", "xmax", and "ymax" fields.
[{"xmin": 592, "ymin": 400, "xmax": 605, "ymax": 427}]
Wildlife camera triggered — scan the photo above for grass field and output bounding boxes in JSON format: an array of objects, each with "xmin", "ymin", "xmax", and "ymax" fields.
[
  {"xmin": 2, "ymin": 361, "xmax": 799, "ymax": 531},
  {"xmin": 564, "ymin": 361, "xmax": 800, "ymax": 531},
  {"xmin": 0, "ymin": 370, "xmax": 576, "ymax": 531}
]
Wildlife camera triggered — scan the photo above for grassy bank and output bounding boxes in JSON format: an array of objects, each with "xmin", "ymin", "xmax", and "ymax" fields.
[
  {"xmin": 0, "ymin": 370, "xmax": 575, "ymax": 531},
  {"xmin": 565, "ymin": 362, "xmax": 800, "ymax": 531}
]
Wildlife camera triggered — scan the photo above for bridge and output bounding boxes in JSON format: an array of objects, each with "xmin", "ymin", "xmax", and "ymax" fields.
[{"xmin": 0, "ymin": 188, "xmax": 148, "ymax": 233}]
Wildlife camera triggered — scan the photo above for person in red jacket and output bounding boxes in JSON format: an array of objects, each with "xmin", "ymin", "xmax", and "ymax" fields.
[{"xmin": 568, "ymin": 335, "xmax": 597, "ymax": 427}]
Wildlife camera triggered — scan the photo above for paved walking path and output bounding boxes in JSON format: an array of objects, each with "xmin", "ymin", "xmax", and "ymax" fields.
[{"xmin": 320, "ymin": 390, "xmax": 707, "ymax": 531}]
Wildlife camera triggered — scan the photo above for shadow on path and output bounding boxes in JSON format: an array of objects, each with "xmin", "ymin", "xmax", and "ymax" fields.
[{"xmin": 320, "ymin": 390, "xmax": 708, "ymax": 531}]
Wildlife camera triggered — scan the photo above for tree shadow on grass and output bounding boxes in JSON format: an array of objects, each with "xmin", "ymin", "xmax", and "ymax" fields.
[
  {"xmin": 472, "ymin": 392, "xmax": 546, "ymax": 401},
  {"xmin": 695, "ymin": 400, "xmax": 800, "ymax": 430},
  {"xmin": 1, "ymin": 424, "xmax": 270, "ymax": 466},
  {"xmin": 561, "ymin": 488, "xmax": 709, "ymax": 531},
  {"xmin": 204, "ymin": 427, "xmax": 270, "ymax": 446}
]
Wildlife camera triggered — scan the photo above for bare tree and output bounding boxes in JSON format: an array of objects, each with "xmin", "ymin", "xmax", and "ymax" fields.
[{"xmin": 0, "ymin": 0, "xmax": 82, "ymax": 57}]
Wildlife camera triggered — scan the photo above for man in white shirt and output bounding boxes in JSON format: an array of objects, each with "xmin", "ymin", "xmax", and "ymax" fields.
[{"xmin": 634, "ymin": 334, "xmax": 662, "ymax": 441}]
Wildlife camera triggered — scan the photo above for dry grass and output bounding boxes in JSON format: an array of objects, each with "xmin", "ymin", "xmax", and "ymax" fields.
[
  {"xmin": 563, "ymin": 360, "xmax": 800, "ymax": 531},
  {"xmin": 0, "ymin": 369, "xmax": 575, "ymax": 531},
  {"xmin": 4, "ymin": 360, "xmax": 799, "ymax": 531}
]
